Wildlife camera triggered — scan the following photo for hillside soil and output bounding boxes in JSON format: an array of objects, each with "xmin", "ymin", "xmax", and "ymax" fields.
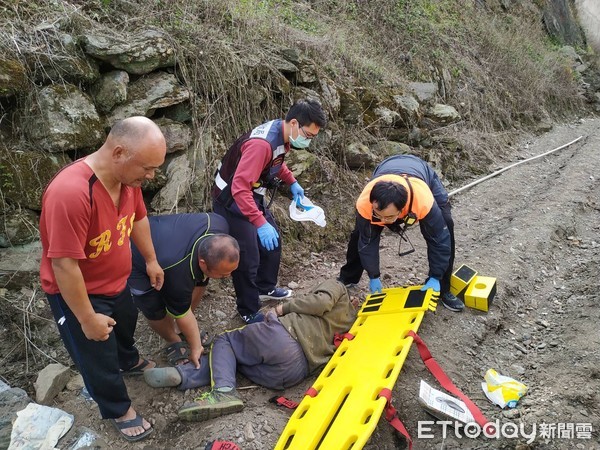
[{"xmin": 2, "ymin": 117, "xmax": 600, "ymax": 449}]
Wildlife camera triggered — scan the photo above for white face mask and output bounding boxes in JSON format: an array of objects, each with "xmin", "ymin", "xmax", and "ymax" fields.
[{"xmin": 289, "ymin": 123, "xmax": 312, "ymax": 149}]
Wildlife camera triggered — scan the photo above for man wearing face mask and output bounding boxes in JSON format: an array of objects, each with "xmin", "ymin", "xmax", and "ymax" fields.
[{"xmin": 212, "ymin": 99, "xmax": 327, "ymax": 324}]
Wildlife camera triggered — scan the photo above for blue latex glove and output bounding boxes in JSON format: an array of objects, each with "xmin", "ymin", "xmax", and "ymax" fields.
[
  {"xmin": 290, "ymin": 182, "xmax": 305, "ymax": 202},
  {"xmin": 421, "ymin": 277, "xmax": 441, "ymax": 293},
  {"xmin": 369, "ymin": 277, "xmax": 383, "ymax": 294},
  {"xmin": 257, "ymin": 222, "xmax": 279, "ymax": 251}
]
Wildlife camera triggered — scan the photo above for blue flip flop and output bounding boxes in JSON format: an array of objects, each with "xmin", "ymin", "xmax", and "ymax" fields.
[{"xmin": 110, "ymin": 413, "xmax": 153, "ymax": 442}]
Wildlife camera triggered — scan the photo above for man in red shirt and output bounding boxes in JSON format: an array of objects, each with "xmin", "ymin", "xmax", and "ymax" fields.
[
  {"xmin": 211, "ymin": 99, "xmax": 327, "ymax": 323},
  {"xmin": 40, "ymin": 116, "xmax": 166, "ymax": 442}
]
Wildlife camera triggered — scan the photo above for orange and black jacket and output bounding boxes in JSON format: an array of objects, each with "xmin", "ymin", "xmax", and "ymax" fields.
[{"xmin": 354, "ymin": 158, "xmax": 451, "ymax": 280}]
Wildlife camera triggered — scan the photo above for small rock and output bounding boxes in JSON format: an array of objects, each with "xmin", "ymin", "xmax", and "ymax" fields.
[
  {"xmin": 535, "ymin": 319, "xmax": 549, "ymax": 328},
  {"xmin": 214, "ymin": 310, "xmax": 227, "ymax": 320},
  {"xmin": 66, "ymin": 374, "xmax": 84, "ymax": 391},
  {"xmin": 244, "ymin": 422, "xmax": 255, "ymax": 441},
  {"xmin": 288, "ymin": 281, "xmax": 300, "ymax": 289},
  {"xmin": 549, "ymin": 341, "xmax": 559, "ymax": 347},
  {"xmin": 513, "ymin": 343, "xmax": 528, "ymax": 354},
  {"xmin": 510, "ymin": 364, "xmax": 526, "ymax": 375},
  {"xmin": 34, "ymin": 363, "xmax": 71, "ymax": 405},
  {"xmin": 536, "ymin": 342, "xmax": 547, "ymax": 350},
  {"xmin": 502, "ymin": 408, "xmax": 521, "ymax": 419}
]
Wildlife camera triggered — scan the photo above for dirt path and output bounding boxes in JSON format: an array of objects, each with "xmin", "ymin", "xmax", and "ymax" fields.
[{"xmin": 4, "ymin": 118, "xmax": 600, "ymax": 449}]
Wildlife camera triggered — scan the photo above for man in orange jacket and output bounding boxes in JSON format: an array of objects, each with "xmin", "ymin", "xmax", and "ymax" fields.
[{"xmin": 338, "ymin": 155, "xmax": 464, "ymax": 312}]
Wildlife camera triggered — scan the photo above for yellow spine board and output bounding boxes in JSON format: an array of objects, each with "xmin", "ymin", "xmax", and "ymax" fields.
[{"xmin": 275, "ymin": 286, "xmax": 437, "ymax": 450}]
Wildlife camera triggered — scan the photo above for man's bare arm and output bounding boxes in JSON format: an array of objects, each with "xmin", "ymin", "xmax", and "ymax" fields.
[
  {"xmin": 51, "ymin": 258, "xmax": 116, "ymax": 341},
  {"xmin": 131, "ymin": 216, "xmax": 164, "ymax": 290}
]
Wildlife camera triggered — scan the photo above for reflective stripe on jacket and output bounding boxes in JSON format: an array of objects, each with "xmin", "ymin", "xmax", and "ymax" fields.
[{"xmin": 212, "ymin": 119, "xmax": 288, "ymax": 206}]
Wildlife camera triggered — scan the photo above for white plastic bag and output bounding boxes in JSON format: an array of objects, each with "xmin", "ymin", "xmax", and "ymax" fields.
[
  {"xmin": 481, "ymin": 368, "xmax": 528, "ymax": 409},
  {"xmin": 289, "ymin": 197, "xmax": 326, "ymax": 227}
]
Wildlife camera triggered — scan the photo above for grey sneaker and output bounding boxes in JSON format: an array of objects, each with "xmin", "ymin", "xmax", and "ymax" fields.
[
  {"xmin": 178, "ymin": 388, "xmax": 243, "ymax": 422},
  {"xmin": 441, "ymin": 292, "xmax": 465, "ymax": 312}
]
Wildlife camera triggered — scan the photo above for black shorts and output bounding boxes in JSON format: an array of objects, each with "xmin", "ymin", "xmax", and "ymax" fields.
[{"xmin": 131, "ymin": 287, "xmax": 190, "ymax": 321}]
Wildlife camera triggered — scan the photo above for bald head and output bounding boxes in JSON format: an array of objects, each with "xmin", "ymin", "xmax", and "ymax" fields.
[
  {"xmin": 104, "ymin": 116, "xmax": 166, "ymax": 187},
  {"xmin": 108, "ymin": 116, "xmax": 166, "ymax": 153},
  {"xmin": 198, "ymin": 234, "xmax": 240, "ymax": 279}
]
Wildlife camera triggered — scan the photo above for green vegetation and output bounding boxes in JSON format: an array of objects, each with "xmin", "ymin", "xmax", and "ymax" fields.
[{"xmin": 0, "ymin": 0, "xmax": 586, "ymax": 235}]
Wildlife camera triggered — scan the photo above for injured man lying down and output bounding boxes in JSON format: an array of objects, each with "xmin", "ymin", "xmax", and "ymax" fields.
[{"xmin": 144, "ymin": 279, "xmax": 357, "ymax": 422}]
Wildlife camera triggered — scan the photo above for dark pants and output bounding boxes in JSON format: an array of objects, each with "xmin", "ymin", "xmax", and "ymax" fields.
[
  {"xmin": 176, "ymin": 311, "xmax": 308, "ymax": 391},
  {"xmin": 47, "ymin": 288, "xmax": 140, "ymax": 419},
  {"xmin": 339, "ymin": 202, "xmax": 456, "ymax": 295},
  {"xmin": 213, "ymin": 200, "xmax": 281, "ymax": 317}
]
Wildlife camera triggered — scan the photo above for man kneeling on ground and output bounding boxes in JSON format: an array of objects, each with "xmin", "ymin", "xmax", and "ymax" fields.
[
  {"xmin": 143, "ymin": 279, "xmax": 356, "ymax": 421},
  {"xmin": 129, "ymin": 213, "xmax": 239, "ymax": 368}
]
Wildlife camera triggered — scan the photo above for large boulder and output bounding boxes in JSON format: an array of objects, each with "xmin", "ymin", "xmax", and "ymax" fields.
[
  {"xmin": 81, "ymin": 29, "xmax": 176, "ymax": 75},
  {"xmin": 292, "ymin": 87, "xmax": 321, "ymax": 104},
  {"xmin": 407, "ymin": 82, "xmax": 437, "ymax": 103},
  {"xmin": 356, "ymin": 87, "xmax": 382, "ymax": 126},
  {"xmin": 373, "ymin": 107, "xmax": 401, "ymax": 127},
  {"xmin": 542, "ymin": 0, "xmax": 585, "ymax": 47},
  {"xmin": 371, "ymin": 141, "xmax": 412, "ymax": 159},
  {"xmin": 393, "ymin": 94, "xmax": 421, "ymax": 125},
  {"xmin": 285, "ymin": 149, "xmax": 319, "ymax": 182},
  {"xmin": 91, "ymin": 70, "xmax": 129, "ymax": 114},
  {"xmin": 23, "ymin": 32, "xmax": 100, "ymax": 84},
  {"xmin": 269, "ymin": 53, "xmax": 299, "ymax": 75},
  {"xmin": 0, "ymin": 147, "xmax": 71, "ymax": 211},
  {"xmin": 338, "ymin": 88, "xmax": 362, "ymax": 124},
  {"xmin": 154, "ymin": 118, "xmax": 192, "ymax": 154},
  {"xmin": 107, "ymin": 71, "xmax": 190, "ymax": 123},
  {"xmin": 271, "ymin": 71, "xmax": 292, "ymax": 95},
  {"xmin": 150, "ymin": 153, "xmax": 193, "ymax": 213},
  {"xmin": 24, "ymin": 84, "xmax": 105, "ymax": 152},
  {"xmin": 0, "ymin": 209, "xmax": 39, "ymax": 247},
  {"xmin": 0, "ymin": 56, "xmax": 27, "ymax": 97},
  {"xmin": 425, "ymin": 104, "xmax": 461, "ymax": 124},
  {"xmin": 344, "ymin": 142, "xmax": 377, "ymax": 170},
  {"xmin": 296, "ymin": 58, "xmax": 318, "ymax": 85}
]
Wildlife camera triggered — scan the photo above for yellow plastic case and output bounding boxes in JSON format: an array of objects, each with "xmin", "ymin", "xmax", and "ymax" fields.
[
  {"xmin": 450, "ymin": 264, "xmax": 478, "ymax": 299},
  {"xmin": 464, "ymin": 276, "xmax": 497, "ymax": 312},
  {"xmin": 275, "ymin": 286, "xmax": 437, "ymax": 450}
]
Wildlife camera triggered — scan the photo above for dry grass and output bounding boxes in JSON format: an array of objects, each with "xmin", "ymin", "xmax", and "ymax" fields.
[{"xmin": 0, "ymin": 0, "xmax": 586, "ymax": 215}]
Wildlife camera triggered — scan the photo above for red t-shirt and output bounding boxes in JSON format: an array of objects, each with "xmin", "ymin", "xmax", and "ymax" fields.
[
  {"xmin": 231, "ymin": 128, "xmax": 295, "ymax": 227},
  {"xmin": 40, "ymin": 159, "xmax": 147, "ymax": 296}
]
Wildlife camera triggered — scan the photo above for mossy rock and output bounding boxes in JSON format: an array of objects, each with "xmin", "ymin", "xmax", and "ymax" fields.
[
  {"xmin": 24, "ymin": 84, "xmax": 105, "ymax": 152},
  {"xmin": 0, "ymin": 147, "xmax": 71, "ymax": 211},
  {"xmin": 285, "ymin": 149, "xmax": 319, "ymax": 183},
  {"xmin": 0, "ymin": 57, "xmax": 27, "ymax": 98},
  {"xmin": 371, "ymin": 141, "xmax": 412, "ymax": 159},
  {"xmin": 0, "ymin": 209, "xmax": 39, "ymax": 247}
]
